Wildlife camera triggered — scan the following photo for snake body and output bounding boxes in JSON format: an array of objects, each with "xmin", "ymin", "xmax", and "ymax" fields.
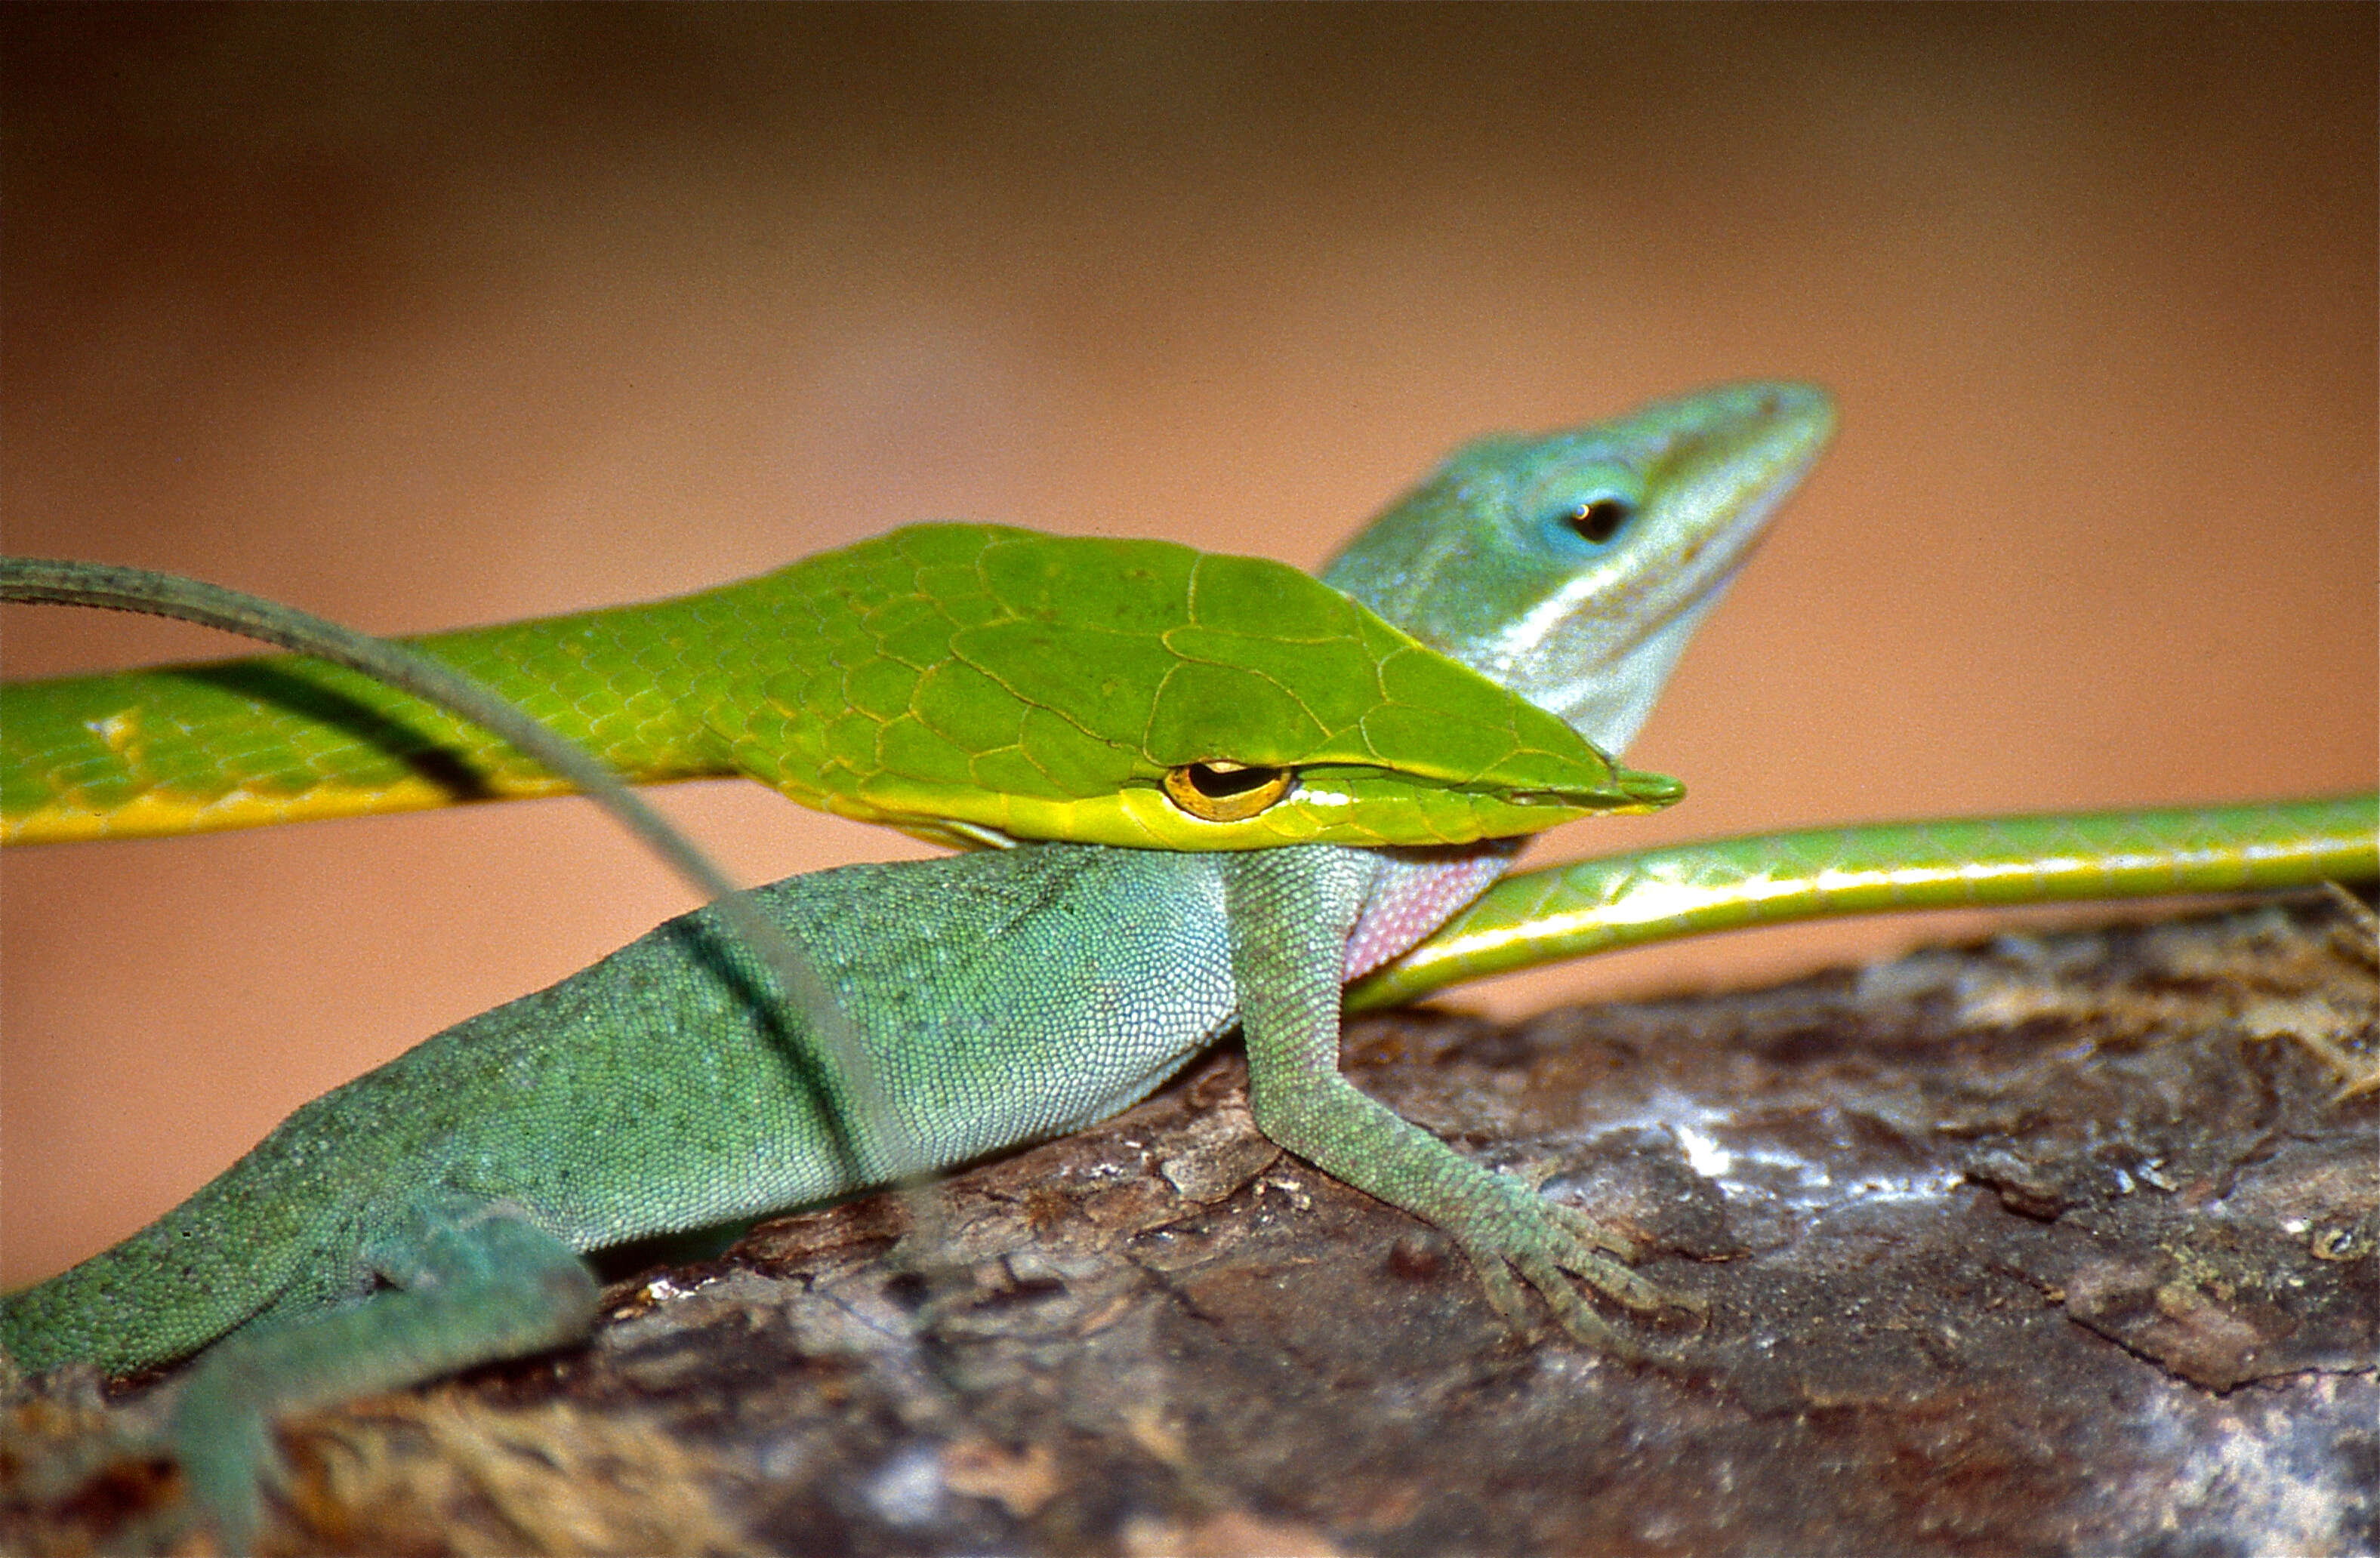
[{"xmin": 4, "ymin": 524, "xmax": 1671, "ymax": 851}]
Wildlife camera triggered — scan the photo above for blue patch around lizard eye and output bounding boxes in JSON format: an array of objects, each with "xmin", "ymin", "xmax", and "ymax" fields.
[{"xmin": 1533, "ymin": 487, "xmax": 1640, "ymax": 555}]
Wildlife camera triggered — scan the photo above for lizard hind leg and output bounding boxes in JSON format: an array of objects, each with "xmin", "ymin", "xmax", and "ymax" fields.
[{"xmin": 169, "ymin": 1199, "xmax": 599, "ymax": 1550}]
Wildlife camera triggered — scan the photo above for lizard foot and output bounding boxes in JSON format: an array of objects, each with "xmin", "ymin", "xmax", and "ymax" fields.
[{"xmin": 1450, "ymin": 1172, "xmax": 1706, "ymax": 1359}]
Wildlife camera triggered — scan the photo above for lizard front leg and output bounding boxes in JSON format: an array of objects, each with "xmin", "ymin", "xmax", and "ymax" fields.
[{"xmin": 1222, "ymin": 848, "xmax": 1688, "ymax": 1353}]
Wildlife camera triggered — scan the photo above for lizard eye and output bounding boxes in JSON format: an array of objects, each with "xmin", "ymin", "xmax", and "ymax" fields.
[
  {"xmin": 1559, "ymin": 496, "xmax": 1635, "ymax": 546},
  {"xmin": 1162, "ymin": 761, "xmax": 1296, "ymax": 822}
]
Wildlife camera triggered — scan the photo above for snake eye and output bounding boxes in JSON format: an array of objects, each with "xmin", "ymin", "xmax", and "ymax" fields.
[{"xmin": 1161, "ymin": 761, "xmax": 1296, "ymax": 822}]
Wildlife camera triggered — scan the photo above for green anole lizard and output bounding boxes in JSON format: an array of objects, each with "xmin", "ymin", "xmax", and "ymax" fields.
[
  {"xmin": 0, "ymin": 382, "xmax": 1828, "ymax": 1538},
  {"xmin": 8, "ymin": 383, "xmax": 2373, "ymax": 1546}
]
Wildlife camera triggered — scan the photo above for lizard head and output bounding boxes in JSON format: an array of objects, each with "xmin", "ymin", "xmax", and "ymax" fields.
[{"xmin": 1320, "ymin": 381, "xmax": 1836, "ymax": 757}]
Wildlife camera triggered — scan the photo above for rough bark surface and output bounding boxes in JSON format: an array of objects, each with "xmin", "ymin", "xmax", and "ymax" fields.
[{"xmin": 6, "ymin": 891, "xmax": 2374, "ymax": 1556}]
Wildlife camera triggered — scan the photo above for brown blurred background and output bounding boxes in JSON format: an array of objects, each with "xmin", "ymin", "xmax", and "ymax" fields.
[{"xmin": 4, "ymin": 7, "xmax": 2371, "ymax": 1287}]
